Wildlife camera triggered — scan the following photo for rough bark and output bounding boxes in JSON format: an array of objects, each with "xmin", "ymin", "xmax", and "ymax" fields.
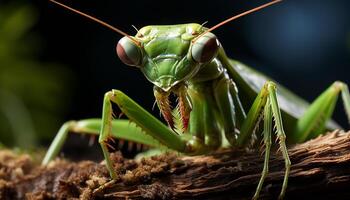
[{"xmin": 0, "ymin": 130, "xmax": 350, "ymax": 200}]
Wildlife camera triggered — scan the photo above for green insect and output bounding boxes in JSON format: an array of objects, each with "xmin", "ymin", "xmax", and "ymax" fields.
[{"xmin": 43, "ymin": 0, "xmax": 350, "ymax": 199}]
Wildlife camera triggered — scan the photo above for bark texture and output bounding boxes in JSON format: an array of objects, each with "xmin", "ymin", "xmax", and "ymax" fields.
[{"xmin": 0, "ymin": 130, "xmax": 350, "ymax": 200}]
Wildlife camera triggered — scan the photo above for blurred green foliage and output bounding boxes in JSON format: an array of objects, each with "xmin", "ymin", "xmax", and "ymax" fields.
[
  {"xmin": 0, "ymin": 2, "xmax": 70, "ymax": 149},
  {"xmin": 348, "ymin": 33, "xmax": 350, "ymax": 51}
]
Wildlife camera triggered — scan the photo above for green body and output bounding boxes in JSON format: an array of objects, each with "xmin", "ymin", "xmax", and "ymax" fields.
[
  {"xmin": 133, "ymin": 23, "xmax": 340, "ymax": 144},
  {"xmin": 43, "ymin": 23, "xmax": 350, "ymax": 199}
]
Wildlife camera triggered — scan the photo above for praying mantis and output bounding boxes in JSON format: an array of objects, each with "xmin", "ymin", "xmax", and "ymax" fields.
[{"xmin": 43, "ymin": 0, "xmax": 350, "ymax": 199}]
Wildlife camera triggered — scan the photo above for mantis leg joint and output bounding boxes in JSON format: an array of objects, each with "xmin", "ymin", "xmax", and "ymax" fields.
[{"xmin": 333, "ymin": 81, "xmax": 347, "ymax": 91}]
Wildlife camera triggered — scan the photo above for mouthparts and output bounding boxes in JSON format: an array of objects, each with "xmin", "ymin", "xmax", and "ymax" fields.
[{"xmin": 153, "ymin": 84, "xmax": 192, "ymax": 133}]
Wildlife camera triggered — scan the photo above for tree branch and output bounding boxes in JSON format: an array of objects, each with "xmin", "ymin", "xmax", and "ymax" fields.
[{"xmin": 1, "ymin": 130, "xmax": 350, "ymax": 199}]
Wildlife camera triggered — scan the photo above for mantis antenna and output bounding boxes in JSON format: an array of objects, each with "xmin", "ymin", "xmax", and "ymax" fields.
[
  {"xmin": 48, "ymin": 0, "xmax": 141, "ymax": 46},
  {"xmin": 193, "ymin": 0, "xmax": 282, "ymax": 43}
]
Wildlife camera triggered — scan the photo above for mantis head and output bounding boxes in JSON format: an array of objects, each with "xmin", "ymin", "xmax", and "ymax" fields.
[
  {"xmin": 117, "ymin": 24, "xmax": 220, "ymax": 92},
  {"xmin": 116, "ymin": 24, "xmax": 220, "ymax": 130}
]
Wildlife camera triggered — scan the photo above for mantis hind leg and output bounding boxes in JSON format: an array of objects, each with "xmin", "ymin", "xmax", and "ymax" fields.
[
  {"xmin": 292, "ymin": 81, "xmax": 350, "ymax": 143},
  {"xmin": 236, "ymin": 81, "xmax": 291, "ymax": 200},
  {"xmin": 42, "ymin": 119, "xmax": 163, "ymax": 166}
]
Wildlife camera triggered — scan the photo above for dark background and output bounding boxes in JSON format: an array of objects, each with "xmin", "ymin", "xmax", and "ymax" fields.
[{"xmin": 32, "ymin": 0, "xmax": 350, "ymax": 137}]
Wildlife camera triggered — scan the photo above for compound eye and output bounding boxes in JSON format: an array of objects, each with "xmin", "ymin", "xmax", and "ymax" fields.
[
  {"xmin": 116, "ymin": 36, "xmax": 142, "ymax": 67},
  {"xmin": 191, "ymin": 32, "xmax": 220, "ymax": 63}
]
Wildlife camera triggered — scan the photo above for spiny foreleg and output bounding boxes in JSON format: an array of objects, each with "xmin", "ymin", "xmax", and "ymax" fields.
[
  {"xmin": 236, "ymin": 81, "xmax": 291, "ymax": 200},
  {"xmin": 253, "ymin": 99, "xmax": 272, "ymax": 200},
  {"xmin": 99, "ymin": 90, "xmax": 187, "ymax": 178}
]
